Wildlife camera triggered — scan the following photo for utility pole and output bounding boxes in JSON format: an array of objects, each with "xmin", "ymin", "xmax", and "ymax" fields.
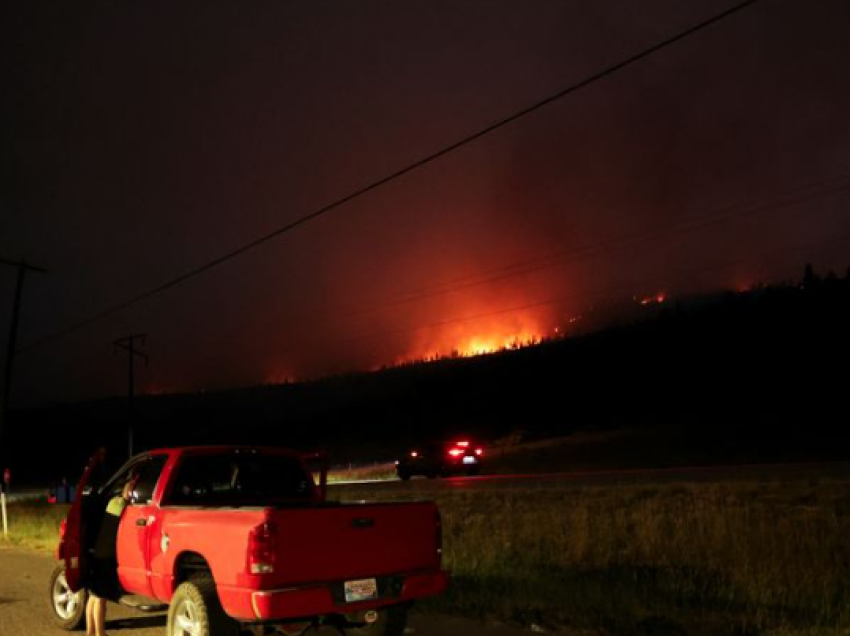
[
  {"xmin": 1, "ymin": 257, "xmax": 46, "ymax": 538},
  {"xmin": 113, "ymin": 334, "xmax": 148, "ymax": 459},
  {"xmin": 0, "ymin": 258, "xmax": 47, "ymax": 476}
]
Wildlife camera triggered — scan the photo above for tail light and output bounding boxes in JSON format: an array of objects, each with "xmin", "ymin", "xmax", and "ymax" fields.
[
  {"xmin": 447, "ymin": 449, "xmax": 463, "ymax": 457},
  {"xmin": 59, "ymin": 518, "xmax": 67, "ymax": 539},
  {"xmin": 456, "ymin": 441, "xmax": 469, "ymax": 448},
  {"xmin": 475, "ymin": 448, "xmax": 484, "ymax": 456},
  {"xmin": 248, "ymin": 522, "xmax": 277, "ymax": 575}
]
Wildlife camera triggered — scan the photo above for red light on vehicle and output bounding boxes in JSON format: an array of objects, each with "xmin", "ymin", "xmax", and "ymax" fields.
[
  {"xmin": 448, "ymin": 449, "xmax": 463, "ymax": 457},
  {"xmin": 410, "ymin": 451, "xmax": 419, "ymax": 458},
  {"xmin": 59, "ymin": 518, "xmax": 67, "ymax": 539},
  {"xmin": 475, "ymin": 448, "xmax": 483, "ymax": 456},
  {"xmin": 455, "ymin": 441, "xmax": 470, "ymax": 448},
  {"xmin": 248, "ymin": 521, "xmax": 277, "ymax": 575}
]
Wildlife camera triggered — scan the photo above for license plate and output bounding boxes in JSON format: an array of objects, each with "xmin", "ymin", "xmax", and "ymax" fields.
[
  {"xmin": 462, "ymin": 456, "xmax": 477, "ymax": 465},
  {"xmin": 344, "ymin": 578, "xmax": 378, "ymax": 603}
]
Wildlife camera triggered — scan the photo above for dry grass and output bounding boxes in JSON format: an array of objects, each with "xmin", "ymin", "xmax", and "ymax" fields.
[
  {"xmin": 5, "ymin": 475, "xmax": 849, "ymax": 635},
  {"xmin": 326, "ymin": 462, "xmax": 397, "ymax": 483},
  {"xmin": 0, "ymin": 499, "xmax": 67, "ymax": 553}
]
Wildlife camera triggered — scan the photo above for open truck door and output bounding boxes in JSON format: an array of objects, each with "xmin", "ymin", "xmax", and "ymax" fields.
[{"xmin": 58, "ymin": 448, "xmax": 105, "ymax": 592}]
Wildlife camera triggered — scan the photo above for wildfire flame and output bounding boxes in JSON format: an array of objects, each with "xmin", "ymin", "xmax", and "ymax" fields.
[
  {"xmin": 456, "ymin": 331, "xmax": 540, "ymax": 357},
  {"xmin": 397, "ymin": 310, "xmax": 549, "ymax": 363}
]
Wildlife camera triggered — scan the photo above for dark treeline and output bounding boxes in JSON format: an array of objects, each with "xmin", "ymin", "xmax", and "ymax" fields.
[{"xmin": 8, "ymin": 265, "xmax": 850, "ymax": 484}]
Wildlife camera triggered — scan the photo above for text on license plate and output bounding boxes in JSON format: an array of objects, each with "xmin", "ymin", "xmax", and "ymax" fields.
[
  {"xmin": 462, "ymin": 456, "xmax": 477, "ymax": 464},
  {"xmin": 344, "ymin": 578, "xmax": 378, "ymax": 603}
]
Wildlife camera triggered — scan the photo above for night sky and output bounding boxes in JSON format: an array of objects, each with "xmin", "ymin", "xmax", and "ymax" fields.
[{"xmin": 2, "ymin": 0, "xmax": 850, "ymax": 405}]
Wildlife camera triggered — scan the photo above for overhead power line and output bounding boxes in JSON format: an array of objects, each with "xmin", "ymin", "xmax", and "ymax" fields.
[
  {"xmin": 18, "ymin": 0, "xmax": 762, "ymax": 356},
  {"xmin": 0, "ymin": 258, "xmax": 47, "ymax": 470}
]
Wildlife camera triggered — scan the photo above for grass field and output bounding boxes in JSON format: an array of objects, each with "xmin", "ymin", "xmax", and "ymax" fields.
[
  {"xmin": 326, "ymin": 462, "xmax": 397, "ymax": 483},
  {"xmin": 0, "ymin": 498, "xmax": 68, "ymax": 553},
  {"xmin": 4, "ymin": 475, "xmax": 849, "ymax": 635}
]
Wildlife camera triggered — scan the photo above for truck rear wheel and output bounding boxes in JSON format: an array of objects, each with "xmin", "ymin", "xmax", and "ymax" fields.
[
  {"xmin": 167, "ymin": 578, "xmax": 239, "ymax": 636},
  {"xmin": 344, "ymin": 603, "xmax": 408, "ymax": 636},
  {"xmin": 48, "ymin": 563, "xmax": 87, "ymax": 630}
]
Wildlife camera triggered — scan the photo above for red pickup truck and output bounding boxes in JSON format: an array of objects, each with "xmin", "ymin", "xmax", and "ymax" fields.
[{"xmin": 50, "ymin": 446, "xmax": 448, "ymax": 636}]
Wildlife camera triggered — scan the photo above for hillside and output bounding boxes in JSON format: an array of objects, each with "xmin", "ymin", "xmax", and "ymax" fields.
[{"xmin": 8, "ymin": 269, "xmax": 850, "ymax": 482}]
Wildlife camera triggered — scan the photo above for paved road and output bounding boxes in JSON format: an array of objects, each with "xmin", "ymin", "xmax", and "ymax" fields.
[
  {"xmin": 0, "ymin": 546, "xmax": 545, "ymax": 636},
  {"xmin": 330, "ymin": 460, "xmax": 850, "ymax": 496}
]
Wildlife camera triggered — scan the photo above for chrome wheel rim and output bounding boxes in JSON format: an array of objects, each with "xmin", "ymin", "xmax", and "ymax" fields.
[
  {"xmin": 52, "ymin": 572, "xmax": 82, "ymax": 619},
  {"xmin": 172, "ymin": 597, "xmax": 201, "ymax": 636}
]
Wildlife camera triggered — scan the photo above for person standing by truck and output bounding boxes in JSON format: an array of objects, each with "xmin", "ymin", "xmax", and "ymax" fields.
[{"xmin": 85, "ymin": 474, "xmax": 135, "ymax": 636}]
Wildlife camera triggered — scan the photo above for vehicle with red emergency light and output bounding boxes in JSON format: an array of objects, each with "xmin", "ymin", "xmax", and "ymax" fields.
[
  {"xmin": 50, "ymin": 447, "xmax": 448, "ymax": 636},
  {"xmin": 395, "ymin": 439, "xmax": 484, "ymax": 480}
]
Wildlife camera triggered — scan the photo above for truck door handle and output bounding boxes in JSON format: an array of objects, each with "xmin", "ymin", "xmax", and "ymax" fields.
[{"xmin": 136, "ymin": 518, "xmax": 149, "ymax": 527}]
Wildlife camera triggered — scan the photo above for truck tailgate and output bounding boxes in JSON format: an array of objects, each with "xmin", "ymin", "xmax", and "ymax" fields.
[{"xmin": 265, "ymin": 501, "xmax": 439, "ymax": 586}]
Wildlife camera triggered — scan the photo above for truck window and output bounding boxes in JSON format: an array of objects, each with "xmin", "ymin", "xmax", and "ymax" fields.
[
  {"xmin": 130, "ymin": 456, "xmax": 168, "ymax": 504},
  {"xmin": 165, "ymin": 452, "xmax": 315, "ymax": 507},
  {"xmin": 100, "ymin": 455, "xmax": 167, "ymax": 505}
]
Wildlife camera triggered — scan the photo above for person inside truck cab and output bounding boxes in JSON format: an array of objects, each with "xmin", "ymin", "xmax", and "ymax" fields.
[{"xmin": 85, "ymin": 473, "xmax": 136, "ymax": 636}]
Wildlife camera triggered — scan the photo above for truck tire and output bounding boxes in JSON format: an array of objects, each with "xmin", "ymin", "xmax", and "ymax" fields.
[
  {"xmin": 167, "ymin": 578, "xmax": 239, "ymax": 636},
  {"xmin": 48, "ymin": 562, "xmax": 88, "ymax": 630},
  {"xmin": 345, "ymin": 604, "xmax": 408, "ymax": 636}
]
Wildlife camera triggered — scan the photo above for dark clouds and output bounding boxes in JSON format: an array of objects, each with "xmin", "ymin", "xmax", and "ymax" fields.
[{"xmin": 2, "ymin": 0, "xmax": 850, "ymax": 404}]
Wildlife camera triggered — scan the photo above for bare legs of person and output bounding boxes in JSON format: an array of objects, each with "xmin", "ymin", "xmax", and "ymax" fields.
[{"xmin": 85, "ymin": 594, "xmax": 107, "ymax": 636}]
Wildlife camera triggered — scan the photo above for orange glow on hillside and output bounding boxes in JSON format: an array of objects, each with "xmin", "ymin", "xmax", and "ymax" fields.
[
  {"xmin": 734, "ymin": 279, "xmax": 757, "ymax": 292},
  {"xmin": 456, "ymin": 330, "xmax": 541, "ymax": 356},
  {"xmin": 397, "ymin": 310, "xmax": 550, "ymax": 364},
  {"xmin": 264, "ymin": 366, "xmax": 296, "ymax": 386}
]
